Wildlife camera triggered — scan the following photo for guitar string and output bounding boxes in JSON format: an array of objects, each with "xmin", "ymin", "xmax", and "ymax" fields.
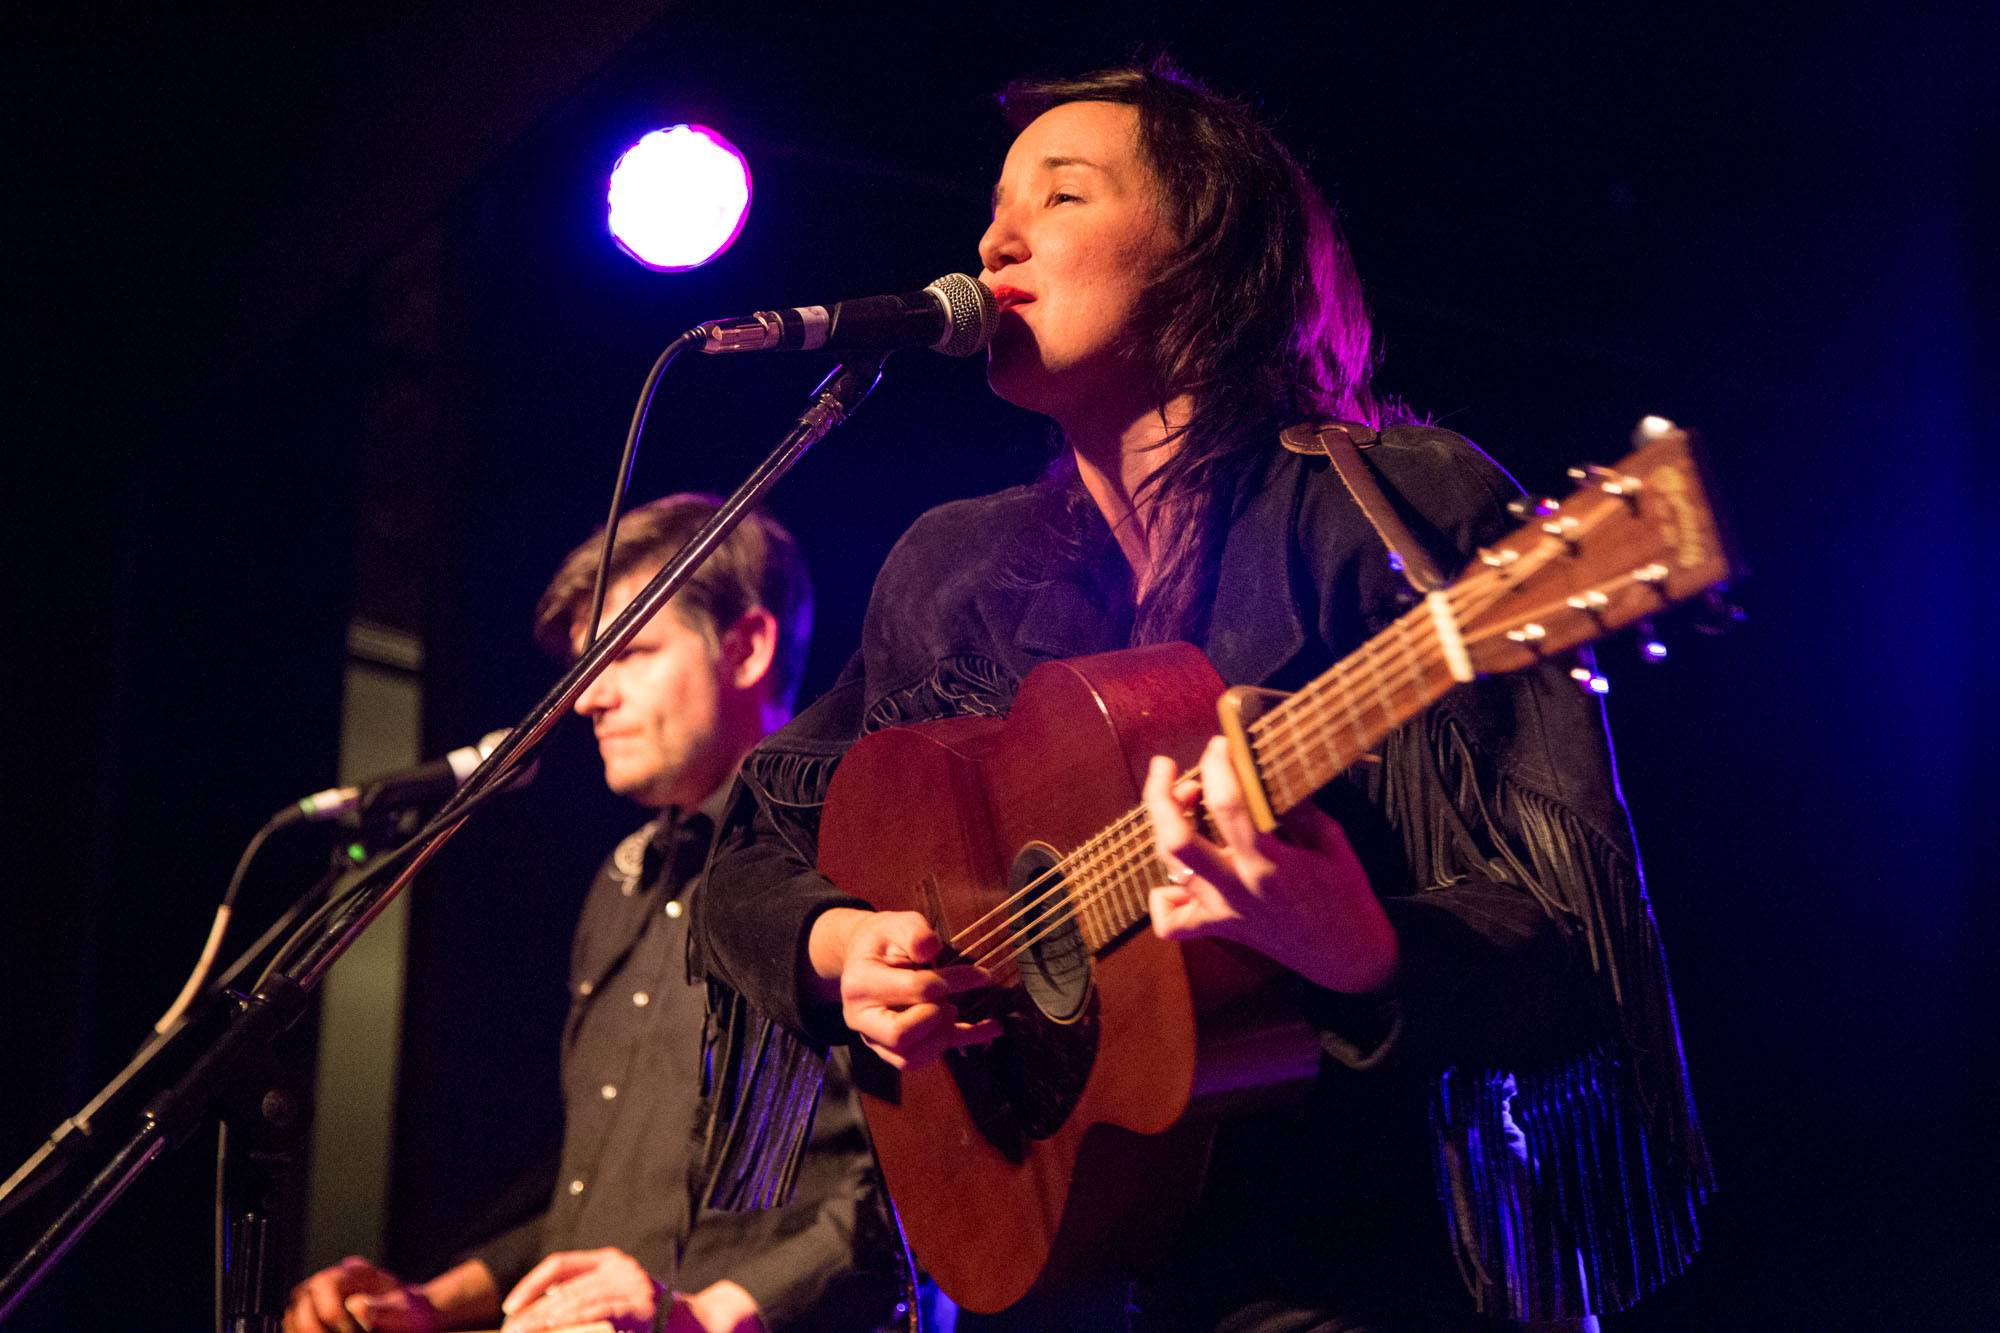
[
  {"xmin": 970, "ymin": 561, "xmax": 1655, "ymax": 974},
  {"xmin": 957, "ymin": 620, "xmax": 1450, "ymax": 971},
  {"xmin": 962, "ymin": 559, "xmax": 1613, "ymax": 974},
  {"xmin": 1249, "ymin": 570, "xmax": 1514, "ymax": 798},
  {"xmin": 948, "ymin": 565, "xmax": 1519, "ymax": 969},
  {"xmin": 1250, "ymin": 601, "xmax": 1435, "ymax": 804},
  {"xmin": 945, "ymin": 537, "xmax": 1566, "ymax": 968},
  {"xmin": 947, "ymin": 617, "xmax": 1442, "ymax": 967},
  {"xmin": 942, "ymin": 562, "xmax": 1518, "ymax": 966}
]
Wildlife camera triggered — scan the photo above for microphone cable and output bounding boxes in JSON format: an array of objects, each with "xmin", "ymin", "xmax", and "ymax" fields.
[
  {"xmin": 149, "ymin": 807, "xmax": 307, "ymax": 1037},
  {"xmin": 256, "ymin": 321, "xmax": 711, "ymax": 979},
  {"xmin": 582, "ymin": 327, "xmax": 704, "ymax": 645}
]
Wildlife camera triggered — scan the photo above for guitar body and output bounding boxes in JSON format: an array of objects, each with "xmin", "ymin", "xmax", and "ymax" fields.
[{"xmin": 818, "ymin": 644, "xmax": 1320, "ymax": 1313}]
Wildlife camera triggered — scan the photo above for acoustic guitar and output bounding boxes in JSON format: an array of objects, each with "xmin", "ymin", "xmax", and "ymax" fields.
[{"xmin": 817, "ymin": 421, "xmax": 1733, "ymax": 1313}]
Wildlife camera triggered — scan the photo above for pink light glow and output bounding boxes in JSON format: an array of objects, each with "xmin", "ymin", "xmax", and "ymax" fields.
[{"xmin": 607, "ymin": 124, "xmax": 751, "ymax": 272}]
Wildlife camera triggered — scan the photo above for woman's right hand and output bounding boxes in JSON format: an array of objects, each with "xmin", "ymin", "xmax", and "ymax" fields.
[{"xmin": 808, "ymin": 908, "xmax": 999, "ymax": 1069}]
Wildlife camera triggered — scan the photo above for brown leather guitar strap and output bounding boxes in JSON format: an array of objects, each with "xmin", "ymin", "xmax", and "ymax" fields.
[{"xmin": 1279, "ymin": 421, "xmax": 1446, "ymax": 596}]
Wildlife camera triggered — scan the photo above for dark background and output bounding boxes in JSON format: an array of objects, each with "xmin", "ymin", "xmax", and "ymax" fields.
[{"xmin": 5, "ymin": 3, "xmax": 1992, "ymax": 1328}]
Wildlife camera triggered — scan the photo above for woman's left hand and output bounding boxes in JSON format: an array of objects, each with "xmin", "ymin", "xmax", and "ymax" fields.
[{"xmin": 1142, "ymin": 736, "xmax": 1399, "ymax": 994}]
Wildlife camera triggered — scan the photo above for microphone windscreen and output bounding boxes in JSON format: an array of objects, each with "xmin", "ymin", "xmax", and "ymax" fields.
[{"xmin": 925, "ymin": 274, "xmax": 998, "ymax": 356}]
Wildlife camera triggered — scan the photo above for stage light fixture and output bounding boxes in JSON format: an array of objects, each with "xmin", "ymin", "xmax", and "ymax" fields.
[{"xmin": 606, "ymin": 124, "xmax": 751, "ymax": 272}]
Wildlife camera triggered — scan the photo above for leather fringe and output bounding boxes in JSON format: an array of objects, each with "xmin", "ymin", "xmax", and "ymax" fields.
[
  {"xmin": 697, "ymin": 655, "xmax": 1017, "ymax": 1215},
  {"xmin": 1431, "ymin": 1047, "xmax": 1708, "ymax": 1319},
  {"xmin": 699, "ymin": 985, "xmax": 829, "ymax": 1212},
  {"xmin": 863, "ymin": 653, "xmax": 1016, "ymax": 732},
  {"xmin": 1383, "ymin": 711, "xmax": 1713, "ymax": 1318},
  {"xmin": 737, "ymin": 745, "xmax": 844, "ymax": 867},
  {"xmin": 696, "ymin": 742, "xmax": 844, "ymax": 1213}
]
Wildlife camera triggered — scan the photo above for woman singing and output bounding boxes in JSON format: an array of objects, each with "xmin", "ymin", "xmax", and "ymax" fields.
[{"xmin": 696, "ymin": 60, "xmax": 1709, "ymax": 1332}]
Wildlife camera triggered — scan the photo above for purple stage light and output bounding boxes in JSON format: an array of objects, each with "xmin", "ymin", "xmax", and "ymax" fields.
[{"xmin": 607, "ymin": 124, "xmax": 751, "ymax": 272}]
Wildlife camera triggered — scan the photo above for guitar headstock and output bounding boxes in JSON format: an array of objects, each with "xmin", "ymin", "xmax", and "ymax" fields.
[{"xmin": 1455, "ymin": 418, "xmax": 1735, "ymax": 676}]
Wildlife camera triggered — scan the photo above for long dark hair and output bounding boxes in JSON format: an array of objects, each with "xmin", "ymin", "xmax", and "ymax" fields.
[{"xmin": 1001, "ymin": 58, "xmax": 1389, "ymax": 643}]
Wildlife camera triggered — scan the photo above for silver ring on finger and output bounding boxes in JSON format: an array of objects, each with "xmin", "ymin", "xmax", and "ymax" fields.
[{"xmin": 1165, "ymin": 861, "xmax": 1193, "ymax": 885}]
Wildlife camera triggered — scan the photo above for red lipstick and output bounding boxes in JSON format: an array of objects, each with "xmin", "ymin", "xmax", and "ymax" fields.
[{"xmin": 990, "ymin": 285, "xmax": 1034, "ymax": 312}]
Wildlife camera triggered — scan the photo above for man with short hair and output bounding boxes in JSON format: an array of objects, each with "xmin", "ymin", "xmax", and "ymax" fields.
[{"xmin": 287, "ymin": 496, "xmax": 899, "ymax": 1333}]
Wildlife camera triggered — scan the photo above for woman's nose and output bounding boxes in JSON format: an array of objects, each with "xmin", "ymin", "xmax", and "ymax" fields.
[{"xmin": 977, "ymin": 208, "xmax": 1026, "ymax": 277}]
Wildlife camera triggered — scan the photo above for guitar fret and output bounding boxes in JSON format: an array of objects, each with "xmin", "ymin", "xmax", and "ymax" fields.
[
  {"xmin": 1394, "ymin": 611, "xmax": 1415, "ymax": 713},
  {"xmin": 1080, "ymin": 840, "xmax": 1109, "ymax": 949},
  {"xmin": 1269, "ymin": 723, "xmax": 1314, "ymax": 814},
  {"xmin": 1020, "ymin": 593, "xmax": 1495, "ymax": 974},
  {"xmin": 1094, "ymin": 821, "xmax": 1144, "ymax": 941},
  {"xmin": 1021, "ymin": 597, "xmax": 1473, "ymax": 975},
  {"xmin": 1120, "ymin": 835, "xmax": 1147, "ymax": 928},
  {"xmin": 1312, "ymin": 706, "xmax": 1342, "ymax": 800},
  {"xmin": 1080, "ymin": 872, "xmax": 1104, "ymax": 953},
  {"xmin": 1256, "ymin": 731, "xmax": 1294, "ymax": 813},
  {"xmin": 1337, "ymin": 657, "xmax": 1372, "ymax": 758},
  {"xmin": 1092, "ymin": 840, "xmax": 1120, "ymax": 941},
  {"xmin": 1365, "ymin": 631, "xmax": 1398, "ymax": 731},
  {"xmin": 1116, "ymin": 827, "xmax": 1141, "ymax": 925},
  {"xmin": 1122, "ymin": 830, "xmax": 1148, "ymax": 925},
  {"xmin": 1245, "ymin": 601, "xmax": 1463, "ymax": 819}
]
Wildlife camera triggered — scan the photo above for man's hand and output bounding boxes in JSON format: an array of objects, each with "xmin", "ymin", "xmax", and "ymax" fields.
[
  {"xmin": 807, "ymin": 907, "xmax": 1000, "ymax": 1070},
  {"xmin": 1142, "ymin": 737, "xmax": 1399, "ymax": 994},
  {"xmin": 284, "ymin": 1256, "xmax": 441, "ymax": 1332},
  {"xmin": 677, "ymin": 1280, "xmax": 768, "ymax": 1333},
  {"xmin": 501, "ymin": 1250, "xmax": 768, "ymax": 1333},
  {"xmin": 284, "ymin": 1256, "xmax": 497, "ymax": 1332},
  {"xmin": 499, "ymin": 1248, "xmax": 665, "ymax": 1333}
]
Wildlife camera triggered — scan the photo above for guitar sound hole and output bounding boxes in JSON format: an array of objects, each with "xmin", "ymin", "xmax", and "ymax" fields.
[
  {"xmin": 1010, "ymin": 843, "xmax": 1092, "ymax": 1023},
  {"xmin": 945, "ymin": 844, "xmax": 1098, "ymax": 1158}
]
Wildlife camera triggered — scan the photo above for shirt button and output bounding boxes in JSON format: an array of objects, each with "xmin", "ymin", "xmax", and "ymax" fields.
[
  {"xmin": 577, "ymin": 980, "xmax": 594, "ymax": 997},
  {"xmin": 567, "ymin": 1178, "xmax": 585, "ymax": 1196},
  {"xmin": 664, "ymin": 900, "xmax": 684, "ymax": 919},
  {"xmin": 600, "ymin": 1083, "xmax": 618, "ymax": 1100},
  {"xmin": 632, "ymin": 991, "xmax": 650, "ymax": 1007},
  {"xmin": 620, "ymin": 881, "xmax": 636, "ymax": 898}
]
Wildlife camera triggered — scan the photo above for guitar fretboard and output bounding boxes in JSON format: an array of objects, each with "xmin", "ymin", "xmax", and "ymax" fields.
[{"xmin": 1053, "ymin": 598, "xmax": 1460, "ymax": 956}]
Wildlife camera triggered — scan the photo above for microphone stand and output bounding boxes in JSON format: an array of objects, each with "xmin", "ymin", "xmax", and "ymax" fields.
[{"xmin": 0, "ymin": 355, "xmax": 888, "ymax": 1328}]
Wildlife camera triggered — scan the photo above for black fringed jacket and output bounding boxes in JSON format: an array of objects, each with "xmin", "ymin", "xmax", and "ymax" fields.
[{"xmin": 696, "ymin": 427, "xmax": 1711, "ymax": 1324}]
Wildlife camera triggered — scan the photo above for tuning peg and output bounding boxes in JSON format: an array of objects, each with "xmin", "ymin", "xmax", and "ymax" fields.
[
  {"xmin": 1632, "ymin": 415, "xmax": 1680, "ymax": 444},
  {"xmin": 1507, "ymin": 494, "xmax": 1562, "ymax": 520},
  {"xmin": 1631, "ymin": 563, "xmax": 1674, "ymax": 607},
  {"xmin": 1566, "ymin": 463, "xmax": 1644, "ymax": 507},
  {"xmin": 1637, "ymin": 620, "xmax": 1669, "ymax": 663},
  {"xmin": 1569, "ymin": 664, "xmax": 1611, "ymax": 695},
  {"xmin": 1566, "ymin": 589, "xmax": 1612, "ymax": 630}
]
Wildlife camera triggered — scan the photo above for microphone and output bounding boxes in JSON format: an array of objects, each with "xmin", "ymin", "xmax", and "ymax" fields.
[
  {"xmin": 699, "ymin": 273, "xmax": 997, "ymax": 357},
  {"xmin": 294, "ymin": 728, "xmax": 539, "ymax": 823}
]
